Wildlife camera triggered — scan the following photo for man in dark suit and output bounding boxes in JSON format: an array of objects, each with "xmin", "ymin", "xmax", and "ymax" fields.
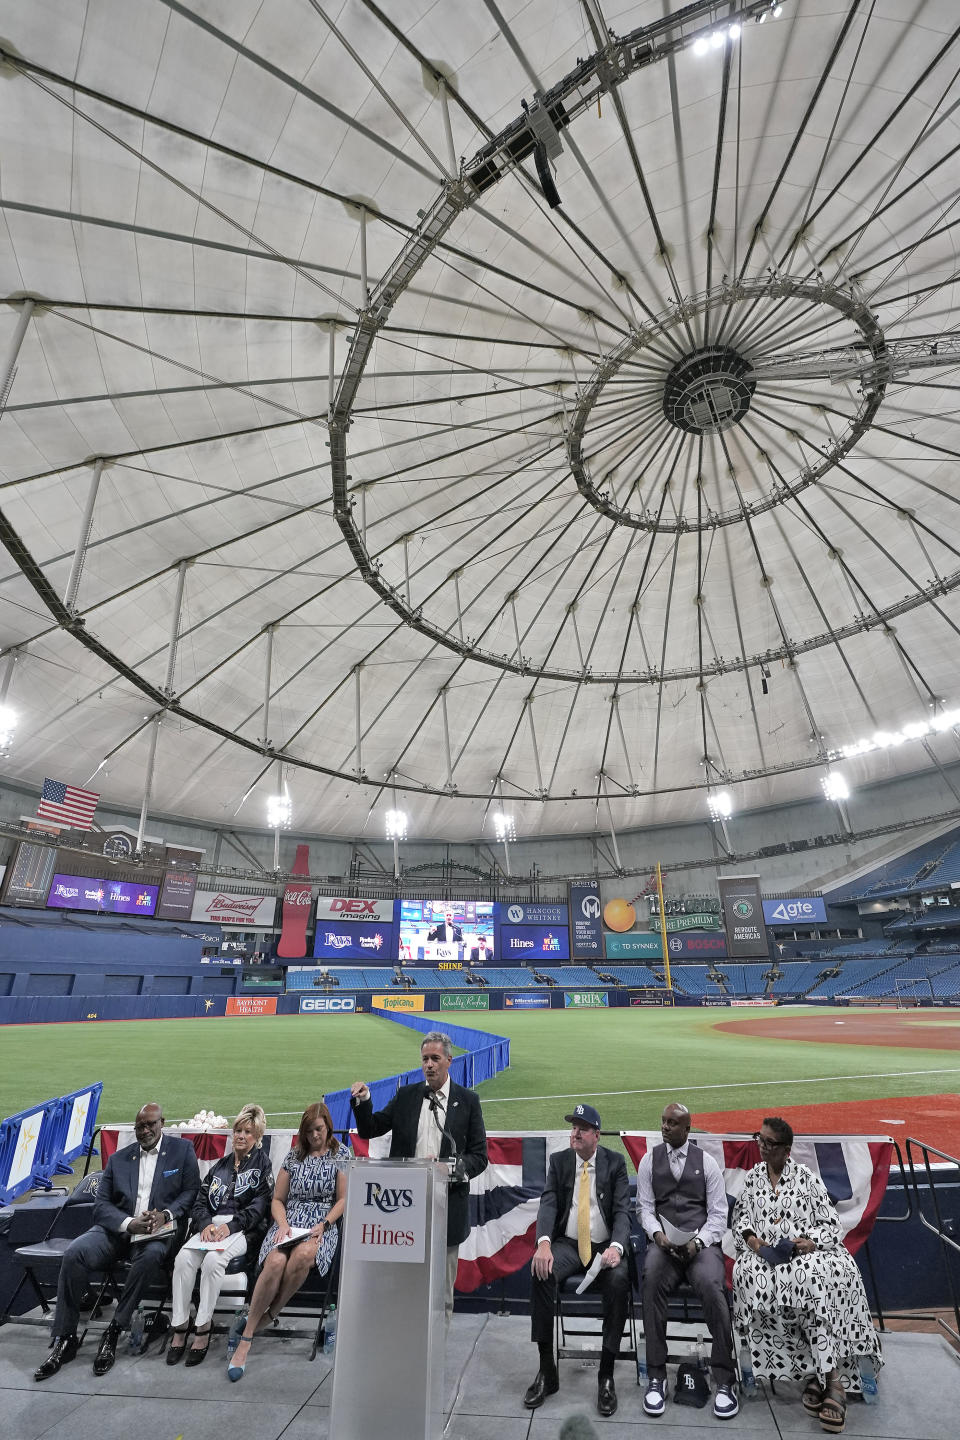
[
  {"xmin": 426, "ymin": 911, "xmax": 463, "ymax": 943},
  {"xmin": 34, "ymin": 1102, "xmax": 200, "ymax": 1382},
  {"xmin": 523, "ymin": 1102, "xmax": 630, "ymax": 1418},
  {"xmin": 350, "ymin": 1030, "xmax": 487, "ymax": 1313}
]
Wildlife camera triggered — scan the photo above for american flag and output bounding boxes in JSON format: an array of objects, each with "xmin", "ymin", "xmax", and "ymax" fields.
[{"xmin": 37, "ymin": 777, "xmax": 100, "ymax": 829}]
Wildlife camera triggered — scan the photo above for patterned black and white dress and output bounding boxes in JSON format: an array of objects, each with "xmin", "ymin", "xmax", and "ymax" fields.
[
  {"xmin": 257, "ymin": 1145, "xmax": 348, "ymax": 1276},
  {"xmin": 732, "ymin": 1157, "xmax": 882, "ymax": 1391}
]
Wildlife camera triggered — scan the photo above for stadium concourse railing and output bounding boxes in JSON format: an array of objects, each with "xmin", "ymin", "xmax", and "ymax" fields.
[
  {"xmin": 0, "ymin": 1084, "xmax": 103, "ymax": 1203},
  {"xmin": 322, "ymin": 1007, "xmax": 510, "ymax": 1136}
]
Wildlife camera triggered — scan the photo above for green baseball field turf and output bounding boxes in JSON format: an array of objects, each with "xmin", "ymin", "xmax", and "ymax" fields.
[{"xmin": 3, "ymin": 1007, "xmax": 958, "ymax": 1145}]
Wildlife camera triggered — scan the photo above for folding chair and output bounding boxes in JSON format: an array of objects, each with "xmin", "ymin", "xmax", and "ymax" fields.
[
  {"xmin": 555, "ymin": 1243, "xmax": 640, "ymax": 1370},
  {"xmin": 6, "ymin": 1175, "xmax": 119, "ymax": 1326}
]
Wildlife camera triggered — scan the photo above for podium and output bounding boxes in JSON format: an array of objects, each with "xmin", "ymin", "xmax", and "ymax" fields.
[{"xmin": 329, "ymin": 1157, "xmax": 448, "ymax": 1440}]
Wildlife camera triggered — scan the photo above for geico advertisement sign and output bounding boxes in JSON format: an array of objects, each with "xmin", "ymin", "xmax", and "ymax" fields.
[
  {"xmin": 372, "ymin": 994, "xmax": 425, "ymax": 1011},
  {"xmin": 347, "ymin": 1165, "xmax": 427, "ymax": 1264},
  {"xmin": 299, "ymin": 996, "xmax": 356, "ymax": 1013}
]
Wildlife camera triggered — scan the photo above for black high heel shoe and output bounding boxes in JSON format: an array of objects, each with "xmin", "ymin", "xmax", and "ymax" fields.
[
  {"xmin": 165, "ymin": 1325, "xmax": 191, "ymax": 1366},
  {"xmin": 184, "ymin": 1324, "xmax": 212, "ymax": 1367}
]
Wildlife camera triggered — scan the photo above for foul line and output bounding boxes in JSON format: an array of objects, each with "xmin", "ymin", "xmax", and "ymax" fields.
[{"xmin": 477, "ymin": 1065, "xmax": 960, "ymax": 1104}]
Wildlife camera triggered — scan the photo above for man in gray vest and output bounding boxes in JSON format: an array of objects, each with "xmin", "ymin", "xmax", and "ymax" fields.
[{"xmin": 635, "ymin": 1102, "xmax": 737, "ymax": 1419}]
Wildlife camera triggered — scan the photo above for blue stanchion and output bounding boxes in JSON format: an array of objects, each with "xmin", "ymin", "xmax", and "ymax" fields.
[{"xmin": 0, "ymin": 1083, "xmax": 104, "ymax": 1202}]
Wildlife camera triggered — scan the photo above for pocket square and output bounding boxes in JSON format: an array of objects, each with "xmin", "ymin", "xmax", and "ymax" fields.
[{"xmin": 162, "ymin": 1168, "xmax": 179, "ymax": 1177}]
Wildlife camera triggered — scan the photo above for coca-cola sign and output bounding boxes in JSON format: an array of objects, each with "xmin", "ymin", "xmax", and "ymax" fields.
[
  {"xmin": 190, "ymin": 889, "xmax": 277, "ymax": 927},
  {"xmin": 277, "ymin": 845, "xmax": 312, "ymax": 959}
]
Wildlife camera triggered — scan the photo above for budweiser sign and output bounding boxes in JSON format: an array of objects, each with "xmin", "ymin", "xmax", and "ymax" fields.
[{"xmin": 191, "ymin": 889, "xmax": 278, "ymax": 927}]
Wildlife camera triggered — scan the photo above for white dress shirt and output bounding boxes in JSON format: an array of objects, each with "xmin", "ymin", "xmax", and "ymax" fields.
[
  {"xmin": 536, "ymin": 1154, "xmax": 622, "ymax": 1254},
  {"xmin": 415, "ymin": 1076, "xmax": 452, "ymax": 1158},
  {"xmin": 635, "ymin": 1140, "xmax": 728, "ymax": 1248},
  {"xmin": 120, "ymin": 1146, "xmax": 161, "ymax": 1232}
]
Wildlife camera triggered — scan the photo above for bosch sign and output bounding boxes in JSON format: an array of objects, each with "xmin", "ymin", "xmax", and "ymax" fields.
[
  {"xmin": 664, "ymin": 933, "xmax": 728, "ymax": 958},
  {"xmin": 299, "ymin": 996, "xmax": 357, "ymax": 1013},
  {"xmin": 762, "ymin": 897, "xmax": 827, "ymax": 925}
]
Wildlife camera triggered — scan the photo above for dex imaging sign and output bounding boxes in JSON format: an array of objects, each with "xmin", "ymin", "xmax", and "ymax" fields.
[{"xmin": 346, "ymin": 1163, "xmax": 427, "ymax": 1264}]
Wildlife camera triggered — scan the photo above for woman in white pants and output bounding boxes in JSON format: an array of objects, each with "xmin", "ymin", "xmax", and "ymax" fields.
[{"xmin": 167, "ymin": 1104, "xmax": 273, "ymax": 1366}]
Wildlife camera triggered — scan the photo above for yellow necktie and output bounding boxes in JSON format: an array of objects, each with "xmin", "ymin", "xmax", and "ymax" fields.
[{"xmin": 577, "ymin": 1161, "xmax": 592, "ymax": 1266}]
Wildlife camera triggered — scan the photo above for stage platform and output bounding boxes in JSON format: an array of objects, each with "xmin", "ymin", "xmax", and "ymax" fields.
[{"xmin": 0, "ymin": 1313, "xmax": 958, "ymax": 1440}]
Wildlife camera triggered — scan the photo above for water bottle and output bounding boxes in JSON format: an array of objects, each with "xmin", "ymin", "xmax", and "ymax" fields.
[
  {"xmin": 859, "ymin": 1356, "xmax": 878, "ymax": 1404},
  {"xmin": 127, "ymin": 1306, "xmax": 145, "ymax": 1354},
  {"xmin": 738, "ymin": 1338, "xmax": 756, "ymax": 1394},
  {"xmin": 635, "ymin": 1332, "xmax": 647, "ymax": 1382},
  {"xmin": 323, "ymin": 1304, "xmax": 337, "ymax": 1356}
]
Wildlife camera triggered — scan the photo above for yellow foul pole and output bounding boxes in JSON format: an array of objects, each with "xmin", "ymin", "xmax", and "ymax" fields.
[{"xmin": 656, "ymin": 861, "xmax": 672, "ymax": 992}]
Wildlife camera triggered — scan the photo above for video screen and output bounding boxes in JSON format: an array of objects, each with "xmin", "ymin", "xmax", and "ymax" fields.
[
  {"xmin": 397, "ymin": 899, "xmax": 496, "ymax": 963},
  {"xmin": 47, "ymin": 873, "xmax": 159, "ymax": 916}
]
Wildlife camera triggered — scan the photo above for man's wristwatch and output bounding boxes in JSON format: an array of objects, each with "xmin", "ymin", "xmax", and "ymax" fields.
[{"xmin": 693, "ymin": 1236, "xmax": 705, "ymax": 1252}]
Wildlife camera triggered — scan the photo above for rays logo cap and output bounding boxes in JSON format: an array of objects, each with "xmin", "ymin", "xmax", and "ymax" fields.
[{"xmin": 565, "ymin": 1102, "xmax": 601, "ymax": 1130}]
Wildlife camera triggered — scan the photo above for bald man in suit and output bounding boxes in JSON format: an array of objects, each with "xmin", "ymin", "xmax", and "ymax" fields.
[{"xmin": 34, "ymin": 1102, "xmax": 200, "ymax": 1382}]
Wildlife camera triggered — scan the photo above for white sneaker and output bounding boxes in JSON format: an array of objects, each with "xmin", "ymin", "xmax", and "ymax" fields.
[
  {"xmin": 714, "ymin": 1382, "xmax": 739, "ymax": 1419},
  {"xmin": 644, "ymin": 1377, "xmax": 668, "ymax": 1415}
]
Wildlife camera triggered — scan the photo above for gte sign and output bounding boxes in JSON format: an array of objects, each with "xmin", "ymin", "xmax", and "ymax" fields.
[{"xmin": 299, "ymin": 996, "xmax": 356, "ymax": 1013}]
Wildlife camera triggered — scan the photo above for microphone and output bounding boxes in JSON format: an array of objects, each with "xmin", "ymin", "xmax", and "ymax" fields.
[{"xmin": 423, "ymin": 1086, "xmax": 466, "ymax": 1183}]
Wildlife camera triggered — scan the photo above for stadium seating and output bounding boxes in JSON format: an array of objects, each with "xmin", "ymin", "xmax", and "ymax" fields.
[
  {"xmin": 601, "ymin": 965, "xmax": 665, "ymax": 988},
  {"xmin": 538, "ymin": 966, "xmax": 611, "ymax": 987},
  {"xmin": 665, "ymin": 965, "xmax": 714, "ymax": 996},
  {"xmin": 322, "ymin": 967, "xmax": 397, "ymax": 989},
  {"xmin": 767, "ymin": 962, "xmax": 823, "ymax": 995}
]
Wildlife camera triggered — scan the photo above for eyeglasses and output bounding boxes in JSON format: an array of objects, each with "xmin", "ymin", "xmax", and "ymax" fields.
[{"xmin": 753, "ymin": 1132, "xmax": 786, "ymax": 1149}]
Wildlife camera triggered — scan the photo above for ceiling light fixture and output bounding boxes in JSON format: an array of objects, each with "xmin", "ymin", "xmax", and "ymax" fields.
[
  {"xmin": 492, "ymin": 811, "xmax": 516, "ymax": 842},
  {"xmin": 0, "ymin": 704, "xmax": 16, "ymax": 757},
  {"xmin": 707, "ymin": 790, "xmax": 733, "ymax": 821},
  {"xmin": 267, "ymin": 793, "xmax": 292, "ymax": 829},
  {"xmin": 835, "ymin": 706, "xmax": 960, "ymax": 761},
  {"xmin": 385, "ymin": 808, "xmax": 408, "ymax": 841},
  {"xmin": 821, "ymin": 772, "xmax": 850, "ymax": 803}
]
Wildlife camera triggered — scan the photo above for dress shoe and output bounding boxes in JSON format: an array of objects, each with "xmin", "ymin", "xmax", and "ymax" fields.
[
  {"xmin": 184, "ymin": 1325, "xmax": 212, "ymax": 1367},
  {"xmin": 93, "ymin": 1323, "xmax": 120, "ymax": 1376},
  {"xmin": 165, "ymin": 1326, "xmax": 190, "ymax": 1366},
  {"xmin": 598, "ymin": 1375, "xmax": 618, "ymax": 1416},
  {"xmin": 522, "ymin": 1366, "xmax": 559, "ymax": 1408},
  {"xmin": 34, "ymin": 1334, "xmax": 79, "ymax": 1382}
]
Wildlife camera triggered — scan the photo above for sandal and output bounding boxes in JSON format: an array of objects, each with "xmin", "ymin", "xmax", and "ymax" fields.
[
  {"xmin": 819, "ymin": 1380, "xmax": 846, "ymax": 1434},
  {"xmin": 165, "ymin": 1325, "xmax": 190, "ymax": 1366},
  {"xmin": 802, "ymin": 1377, "xmax": 826, "ymax": 1415},
  {"xmin": 184, "ymin": 1323, "xmax": 212, "ymax": 1368}
]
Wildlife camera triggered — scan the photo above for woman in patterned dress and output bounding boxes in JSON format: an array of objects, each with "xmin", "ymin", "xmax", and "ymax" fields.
[
  {"xmin": 732, "ymin": 1117, "xmax": 882, "ymax": 1433},
  {"xmin": 227, "ymin": 1101, "xmax": 347, "ymax": 1379}
]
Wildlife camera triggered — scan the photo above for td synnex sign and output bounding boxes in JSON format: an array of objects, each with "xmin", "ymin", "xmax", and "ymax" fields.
[{"xmin": 299, "ymin": 996, "xmax": 356, "ymax": 1012}]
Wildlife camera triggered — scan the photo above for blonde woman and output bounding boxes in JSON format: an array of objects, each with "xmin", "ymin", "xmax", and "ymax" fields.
[{"xmin": 168, "ymin": 1104, "xmax": 273, "ymax": 1366}]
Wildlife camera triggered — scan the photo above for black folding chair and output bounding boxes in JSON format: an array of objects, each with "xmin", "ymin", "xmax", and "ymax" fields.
[{"xmin": 555, "ymin": 1244, "xmax": 640, "ymax": 1371}]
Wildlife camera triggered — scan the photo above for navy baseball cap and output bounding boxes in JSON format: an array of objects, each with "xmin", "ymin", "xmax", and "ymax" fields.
[{"xmin": 565, "ymin": 1102, "xmax": 601, "ymax": 1130}]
